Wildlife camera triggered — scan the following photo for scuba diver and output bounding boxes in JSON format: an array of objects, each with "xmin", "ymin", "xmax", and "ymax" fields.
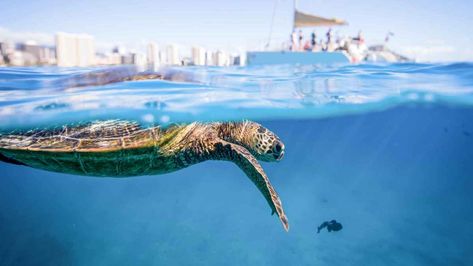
[{"xmin": 317, "ymin": 220, "xmax": 343, "ymax": 233}]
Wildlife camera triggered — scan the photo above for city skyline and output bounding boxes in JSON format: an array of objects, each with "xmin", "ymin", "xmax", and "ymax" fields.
[
  {"xmin": 0, "ymin": 0, "xmax": 472, "ymax": 62},
  {"xmin": 0, "ymin": 31, "xmax": 241, "ymax": 67}
]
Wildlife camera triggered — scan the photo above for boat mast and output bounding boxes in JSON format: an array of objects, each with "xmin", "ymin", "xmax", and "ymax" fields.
[
  {"xmin": 266, "ymin": 0, "xmax": 279, "ymax": 49},
  {"xmin": 293, "ymin": 0, "xmax": 297, "ymax": 31}
]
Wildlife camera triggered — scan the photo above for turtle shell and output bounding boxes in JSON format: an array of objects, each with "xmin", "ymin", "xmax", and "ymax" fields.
[{"xmin": 0, "ymin": 120, "xmax": 184, "ymax": 177}]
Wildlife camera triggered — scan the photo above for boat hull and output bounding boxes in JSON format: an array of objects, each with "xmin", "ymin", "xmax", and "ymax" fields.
[{"xmin": 246, "ymin": 51, "xmax": 351, "ymax": 65}]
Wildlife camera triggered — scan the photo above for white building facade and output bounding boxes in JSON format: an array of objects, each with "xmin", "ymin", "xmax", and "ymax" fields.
[
  {"xmin": 56, "ymin": 32, "xmax": 96, "ymax": 67},
  {"xmin": 166, "ymin": 44, "xmax": 180, "ymax": 65},
  {"xmin": 192, "ymin": 46, "xmax": 206, "ymax": 66}
]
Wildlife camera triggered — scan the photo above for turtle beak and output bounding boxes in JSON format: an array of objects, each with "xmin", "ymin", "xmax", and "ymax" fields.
[{"xmin": 278, "ymin": 151, "xmax": 284, "ymax": 160}]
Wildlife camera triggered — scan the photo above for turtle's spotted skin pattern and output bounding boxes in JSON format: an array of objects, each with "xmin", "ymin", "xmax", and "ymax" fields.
[{"xmin": 0, "ymin": 120, "xmax": 289, "ymax": 231}]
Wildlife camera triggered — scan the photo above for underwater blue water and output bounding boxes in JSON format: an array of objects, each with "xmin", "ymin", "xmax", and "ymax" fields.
[{"xmin": 0, "ymin": 63, "xmax": 472, "ymax": 265}]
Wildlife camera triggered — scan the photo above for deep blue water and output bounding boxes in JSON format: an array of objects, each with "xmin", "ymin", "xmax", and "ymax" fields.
[{"xmin": 0, "ymin": 64, "xmax": 472, "ymax": 265}]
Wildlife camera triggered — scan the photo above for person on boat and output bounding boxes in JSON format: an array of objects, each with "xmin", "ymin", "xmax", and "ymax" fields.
[
  {"xmin": 291, "ymin": 29, "xmax": 298, "ymax": 51},
  {"xmin": 317, "ymin": 220, "xmax": 343, "ymax": 233},
  {"xmin": 325, "ymin": 28, "xmax": 335, "ymax": 51},
  {"xmin": 337, "ymin": 37, "xmax": 350, "ymax": 52},
  {"xmin": 311, "ymin": 32, "xmax": 317, "ymax": 47},
  {"xmin": 303, "ymin": 41, "xmax": 311, "ymax": 51},
  {"xmin": 353, "ymin": 30, "xmax": 365, "ymax": 47},
  {"xmin": 319, "ymin": 38, "xmax": 326, "ymax": 51},
  {"xmin": 298, "ymin": 30, "xmax": 304, "ymax": 51},
  {"xmin": 326, "ymin": 29, "xmax": 333, "ymax": 43},
  {"xmin": 311, "ymin": 31, "xmax": 320, "ymax": 51}
]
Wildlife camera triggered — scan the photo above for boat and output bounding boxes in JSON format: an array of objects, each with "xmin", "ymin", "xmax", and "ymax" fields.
[{"xmin": 246, "ymin": 2, "xmax": 352, "ymax": 65}]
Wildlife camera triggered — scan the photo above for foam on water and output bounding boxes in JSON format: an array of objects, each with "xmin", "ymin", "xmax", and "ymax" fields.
[{"xmin": 0, "ymin": 63, "xmax": 472, "ymax": 130}]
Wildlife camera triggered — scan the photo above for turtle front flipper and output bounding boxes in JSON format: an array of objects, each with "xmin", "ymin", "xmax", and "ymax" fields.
[{"xmin": 213, "ymin": 141, "xmax": 289, "ymax": 232}]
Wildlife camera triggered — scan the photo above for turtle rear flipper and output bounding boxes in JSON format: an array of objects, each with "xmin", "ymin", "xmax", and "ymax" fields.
[{"xmin": 212, "ymin": 140, "xmax": 289, "ymax": 232}]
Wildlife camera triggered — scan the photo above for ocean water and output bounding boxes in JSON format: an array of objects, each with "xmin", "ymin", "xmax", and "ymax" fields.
[{"xmin": 0, "ymin": 63, "xmax": 472, "ymax": 265}]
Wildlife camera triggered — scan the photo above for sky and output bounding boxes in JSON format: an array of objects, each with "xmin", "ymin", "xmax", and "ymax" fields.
[{"xmin": 0, "ymin": 0, "xmax": 472, "ymax": 61}]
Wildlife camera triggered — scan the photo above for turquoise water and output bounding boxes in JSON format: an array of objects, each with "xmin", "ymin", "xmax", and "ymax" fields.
[{"xmin": 0, "ymin": 64, "xmax": 472, "ymax": 265}]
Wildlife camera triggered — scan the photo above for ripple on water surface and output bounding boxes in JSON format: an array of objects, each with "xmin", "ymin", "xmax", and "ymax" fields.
[{"xmin": 0, "ymin": 63, "xmax": 472, "ymax": 130}]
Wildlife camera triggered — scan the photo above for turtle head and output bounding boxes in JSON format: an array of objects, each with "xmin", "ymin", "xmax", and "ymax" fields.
[
  {"xmin": 219, "ymin": 121, "xmax": 285, "ymax": 162},
  {"xmin": 254, "ymin": 130, "xmax": 285, "ymax": 162}
]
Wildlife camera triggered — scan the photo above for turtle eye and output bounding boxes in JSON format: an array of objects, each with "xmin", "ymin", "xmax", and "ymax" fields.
[{"xmin": 274, "ymin": 143, "xmax": 282, "ymax": 152}]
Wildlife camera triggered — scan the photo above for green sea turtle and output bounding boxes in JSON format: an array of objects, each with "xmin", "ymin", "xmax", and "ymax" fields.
[{"xmin": 0, "ymin": 120, "xmax": 289, "ymax": 231}]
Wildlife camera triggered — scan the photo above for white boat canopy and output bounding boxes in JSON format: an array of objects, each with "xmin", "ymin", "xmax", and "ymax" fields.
[{"xmin": 294, "ymin": 9, "xmax": 348, "ymax": 27}]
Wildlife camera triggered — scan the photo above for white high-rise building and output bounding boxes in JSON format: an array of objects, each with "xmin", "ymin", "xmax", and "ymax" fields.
[
  {"xmin": 213, "ymin": 51, "xmax": 229, "ymax": 66},
  {"xmin": 191, "ymin": 46, "xmax": 206, "ymax": 66},
  {"xmin": 238, "ymin": 52, "xmax": 247, "ymax": 66},
  {"xmin": 56, "ymin": 32, "xmax": 95, "ymax": 67},
  {"xmin": 55, "ymin": 33, "xmax": 76, "ymax": 67},
  {"xmin": 147, "ymin": 42, "xmax": 160, "ymax": 65},
  {"xmin": 166, "ymin": 44, "xmax": 180, "ymax": 65},
  {"xmin": 76, "ymin": 34, "xmax": 95, "ymax": 67},
  {"xmin": 205, "ymin": 51, "xmax": 213, "ymax": 66}
]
